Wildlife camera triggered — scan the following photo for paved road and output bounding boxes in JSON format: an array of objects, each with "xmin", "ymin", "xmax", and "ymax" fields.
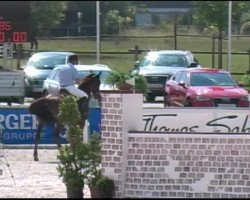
[{"xmin": 0, "ymin": 147, "xmax": 91, "ymax": 198}]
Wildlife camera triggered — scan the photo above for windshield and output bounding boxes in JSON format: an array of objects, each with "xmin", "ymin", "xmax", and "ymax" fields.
[
  {"xmin": 190, "ymin": 72, "xmax": 237, "ymax": 86},
  {"xmin": 27, "ymin": 55, "xmax": 67, "ymax": 69},
  {"xmin": 140, "ymin": 54, "xmax": 189, "ymax": 68},
  {"xmin": 77, "ymin": 70, "xmax": 111, "ymax": 84}
]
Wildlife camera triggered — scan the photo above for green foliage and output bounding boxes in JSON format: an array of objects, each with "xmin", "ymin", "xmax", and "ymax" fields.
[
  {"xmin": 240, "ymin": 74, "xmax": 250, "ymax": 86},
  {"xmin": 241, "ymin": 21, "xmax": 250, "ymax": 34},
  {"xmin": 96, "ymin": 176, "xmax": 115, "ymax": 198},
  {"xmin": 105, "ymin": 70, "xmax": 131, "ymax": 87},
  {"xmin": 57, "ymin": 144, "xmax": 85, "ymax": 187},
  {"xmin": 105, "ymin": 70, "xmax": 149, "ymax": 96},
  {"xmin": 31, "ymin": 1, "xmax": 68, "ymax": 35},
  {"xmin": 101, "ymin": 1, "xmax": 132, "ymax": 16},
  {"xmin": 58, "ymin": 96, "xmax": 80, "ymax": 126},
  {"xmin": 192, "ymin": 1, "xmax": 249, "ymax": 32},
  {"xmin": 56, "ymin": 96, "xmax": 102, "ymax": 188},
  {"xmin": 57, "ymin": 133, "xmax": 101, "ymax": 187},
  {"xmin": 74, "ymin": 1, "xmax": 134, "ymax": 33},
  {"xmin": 84, "ymin": 134, "xmax": 102, "ymax": 187},
  {"xmin": 104, "ymin": 9, "xmax": 121, "ymax": 27},
  {"xmin": 133, "ymin": 73, "xmax": 149, "ymax": 96}
]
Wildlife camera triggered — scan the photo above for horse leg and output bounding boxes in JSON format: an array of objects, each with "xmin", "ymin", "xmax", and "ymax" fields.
[
  {"xmin": 79, "ymin": 116, "xmax": 86, "ymax": 130},
  {"xmin": 33, "ymin": 122, "xmax": 44, "ymax": 161},
  {"xmin": 78, "ymin": 98, "xmax": 89, "ymax": 130},
  {"xmin": 54, "ymin": 122, "xmax": 64, "ymax": 149}
]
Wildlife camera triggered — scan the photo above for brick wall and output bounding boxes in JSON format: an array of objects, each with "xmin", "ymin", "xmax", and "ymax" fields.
[
  {"xmin": 100, "ymin": 92, "xmax": 143, "ymax": 198},
  {"xmin": 101, "ymin": 92, "xmax": 124, "ymax": 198},
  {"xmin": 125, "ymin": 132, "xmax": 250, "ymax": 198},
  {"xmin": 100, "ymin": 92, "xmax": 250, "ymax": 198}
]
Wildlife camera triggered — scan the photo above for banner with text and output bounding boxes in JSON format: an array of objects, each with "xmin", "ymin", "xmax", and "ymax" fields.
[
  {"xmin": 143, "ymin": 108, "xmax": 250, "ymax": 133},
  {"xmin": 0, "ymin": 107, "xmax": 101, "ymax": 144}
]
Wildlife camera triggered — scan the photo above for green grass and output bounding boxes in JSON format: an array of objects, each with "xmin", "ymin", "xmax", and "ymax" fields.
[{"xmin": 3, "ymin": 27, "xmax": 250, "ymax": 82}]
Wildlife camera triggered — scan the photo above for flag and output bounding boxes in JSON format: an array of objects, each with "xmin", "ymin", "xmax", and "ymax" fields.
[{"xmin": 125, "ymin": 77, "xmax": 135, "ymax": 86}]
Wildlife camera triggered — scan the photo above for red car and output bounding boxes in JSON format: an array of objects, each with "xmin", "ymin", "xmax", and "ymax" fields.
[{"xmin": 164, "ymin": 68, "xmax": 249, "ymax": 107}]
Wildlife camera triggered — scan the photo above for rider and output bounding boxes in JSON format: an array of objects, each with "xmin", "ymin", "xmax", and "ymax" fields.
[{"xmin": 58, "ymin": 55, "xmax": 88, "ymax": 101}]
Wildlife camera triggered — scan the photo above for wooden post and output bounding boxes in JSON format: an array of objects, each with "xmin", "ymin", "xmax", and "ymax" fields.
[
  {"xmin": 247, "ymin": 48, "xmax": 250, "ymax": 74},
  {"xmin": 174, "ymin": 22, "xmax": 177, "ymax": 50},
  {"xmin": 134, "ymin": 45, "xmax": 139, "ymax": 61},
  {"xmin": 16, "ymin": 44, "xmax": 22, "ymax": 70},
  {"xmin": 212, "ymin": 37, "xmax": 215, "ymax": 69},
  {"xmin": 218, "ymin": 31, "xmax": 222, "ymax": 69},
  {"xmin": 129, "ymin": 45, "xmax": 142, "ymax": 62}
]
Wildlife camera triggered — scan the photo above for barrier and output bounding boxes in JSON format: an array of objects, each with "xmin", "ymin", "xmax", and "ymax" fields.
[
  {"xmin": 0, "ymin": 106, "xmax": 101, "ymax": 144},
  {"xmin": 100, "ymin": 92, "xmax": 250, "ymax": 198}
]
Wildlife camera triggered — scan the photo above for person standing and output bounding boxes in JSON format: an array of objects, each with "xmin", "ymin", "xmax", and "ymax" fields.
[
  {"xmin": 30, "ymin": 24, "xmax": 39, "ymax": 49},
  {"xmin": 30, "ymin": 34, "xmax": 38, "ymax": 49},
  {"xmin": 58, "ymin": 55, "xmax": 88, "ymax": 100}
]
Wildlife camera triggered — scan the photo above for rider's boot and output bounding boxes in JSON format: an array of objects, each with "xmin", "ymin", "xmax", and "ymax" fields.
[{"xmin": 78, "ymin": 97, "xmax": 88, "ymax": 113}]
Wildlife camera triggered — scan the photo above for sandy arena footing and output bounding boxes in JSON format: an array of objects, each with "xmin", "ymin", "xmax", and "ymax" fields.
[{"xmin": 0, "ymin": 147, "xmax": 91, "ymax": 198}]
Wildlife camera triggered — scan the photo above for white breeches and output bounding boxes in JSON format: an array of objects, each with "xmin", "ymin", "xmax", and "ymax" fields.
[{"xmin": 65, "ymin": 85, "xmax": 88, "ymax": 98}]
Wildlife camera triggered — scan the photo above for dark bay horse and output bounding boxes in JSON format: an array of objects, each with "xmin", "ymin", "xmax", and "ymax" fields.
[{"xmin": 28, "ymin": 72, "xmax": 101, "ymax": 161}]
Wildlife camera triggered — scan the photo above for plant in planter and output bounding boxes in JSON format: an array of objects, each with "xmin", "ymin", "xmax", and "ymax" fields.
[
  {"xmin": 95, "ymin": 176, "xmax": 115, "ymax": 198},
  {"xmin": 132, "ymin": 73, "xmax": 149, "ymax": 97},
  {"xmin": 56, "ymin": 96, "xmax": 102, "ymax": 198},
  {"xmin": 57, "ymin": 144, "xmax": 85, "ymax": 198},
  {"xmin": 84, "ymin": 135, "xmax": 115, "ymax": 198},
  {"xmin": 106, "ymin": 70, "xmax": 149, "ymax": 96},
  {"xmin": 105, "ymin": 70, "xmax": 132, "ymax": 90},
  {"xmin": 87, "ymin": 169, "xmax": 115, "ymax": 198}
]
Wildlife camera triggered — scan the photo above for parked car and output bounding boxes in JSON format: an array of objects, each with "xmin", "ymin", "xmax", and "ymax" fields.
[
  {"xmin": 42, "ymin": 64, "xmax": 113, "ymax": 97},
  {"xmin": 164, "ymin": 68, "xmax": 250, "ymax": 107},
  {"xmin": 22, "ymin": 51, "xmax": 76, "ymax": 98},
  {"xmin": 132, "ymin": 50, "xmax": 200, "ymax": 101}
]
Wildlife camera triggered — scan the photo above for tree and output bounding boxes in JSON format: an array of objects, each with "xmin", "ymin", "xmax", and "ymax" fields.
[
  {"xmin": 30, "ymin": 1, "xmax": 69, "ymax": 36},
  {"xmin": 192, "ymin": 1, "xmax": 249, "ymax": 69},
  {"xmin": 70, "ymin": 1, "xmax": 135, "ymax": 34}
]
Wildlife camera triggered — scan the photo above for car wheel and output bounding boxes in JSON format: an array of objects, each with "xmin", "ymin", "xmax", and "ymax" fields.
[
  {"xmin": 163, "ymin": 93, "xmax": 170, "ymax": 107},
  {"xmin": 184, "ymin": 99, "xmax": 192, "ymax": 107},
  {"xmin": 146, "ymin": 93, "xmax": 155, "ymax": 102}
]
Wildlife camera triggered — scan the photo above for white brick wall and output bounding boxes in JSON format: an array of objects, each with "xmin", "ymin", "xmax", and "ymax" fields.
[{"xmin": 100, "ymin": 91, "xmax": 250, "ymax": 198}]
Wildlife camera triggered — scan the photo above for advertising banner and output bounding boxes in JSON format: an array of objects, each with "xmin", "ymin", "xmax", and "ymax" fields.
[
  {"xmin": 0, "ymin": 107, "xmax": 101, "ymax": 144},
  {"xmin": 143, "ymin": 108, "xmax": 250, "ymax": 133}
]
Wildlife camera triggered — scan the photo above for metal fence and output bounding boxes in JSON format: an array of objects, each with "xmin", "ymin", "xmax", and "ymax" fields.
[{"xmin": 17, "ymin": 24, "xmax": 250, "ymax": 83}]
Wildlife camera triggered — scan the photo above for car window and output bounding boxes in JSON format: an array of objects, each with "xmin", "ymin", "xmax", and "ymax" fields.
[
  {"xmin": 179, "ymin": 71, "xmax": 188, "ymax": 84},
  {"xmin": 48, "ymin": 69, "xmax": 60, "ymax": 81},
  {"xmin": 53, "ymin": 70, "xmax": 60, "ymax": 82},
  {"xmin": 139, "ymin": 58, "xmax": 151, "ymax": 67},
  {"xmin": 190, "ymin": 72, "xmax": 236, "ymax": 86},
  {"xmin": 28, "ymin": 55, "xmax": 67, "ymax": 69},
  {"xmin": 208, "ymin": 72, "xmax": 236, "ymax": 86},
  {"xmin": 140, "ymin": 53, "xmax": 189, "ymax": 68},
  {"xmin": 172, "ymin": 71, "xmax": 182, "ymax": 82},
  {"xmin": 47, "ymin": 70, "xmax": 56, "ymax": 79}
]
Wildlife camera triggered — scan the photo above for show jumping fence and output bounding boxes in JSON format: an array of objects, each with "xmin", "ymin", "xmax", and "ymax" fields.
[{"xmin": 100, "ymin": 91, "xmax": 250, "ymax": 198}]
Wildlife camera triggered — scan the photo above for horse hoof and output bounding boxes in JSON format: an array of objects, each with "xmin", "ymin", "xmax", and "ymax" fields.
[{"xmin": 34, "ymin": 157, "xmax": 39, "ymax": 161}]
